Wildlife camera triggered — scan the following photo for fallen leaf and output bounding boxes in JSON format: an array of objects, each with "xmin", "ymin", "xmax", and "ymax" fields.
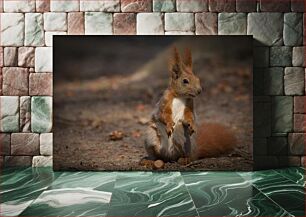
[
  {"xmin": 131, "ymin": 130, "xmax": 141, "ymax": 138},
  {"xmin": 138, "ymin": 117, "xmax": 150, "ymax": 125},
  {"xmin": 109, "ymin": 130, "xmax": 125, "ymax": 141},
  {"xmin": 136, "ymin": 104, "xmax": 145, "ymax": 111},
  {"xmin": 139, "ymin": 159, "xmax": 154, "ymax": 168}
]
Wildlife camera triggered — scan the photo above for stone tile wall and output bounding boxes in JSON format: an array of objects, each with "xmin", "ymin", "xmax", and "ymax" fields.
[{"xmin": 0, "ymin": 0, "xmax": 305, "ymax": 169}]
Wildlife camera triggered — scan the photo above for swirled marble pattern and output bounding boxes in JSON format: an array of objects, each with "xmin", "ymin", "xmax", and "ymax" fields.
[
  {"xmin": 0, "ymin": 167, "xmax": 59, "ymax": 216},
  {"xmin": 239, "ymin": 170, "xmax": 305, "ymax": 216},
  {"xmin": 19, "ymin": 171, "xmax": 116, "ymax": 216},
  {"xmin": 275, "ymin": 167, "xmax": 305, "ymax": 187},
  {"xmin": 108, "ymin": 171, "xmax": 198, "ymax": 216},
  {"xmin": 0, "ymin": 167, "xmax": 305, "ymax": 216},
  {"xmin": 182, "ymin": 172, "xmax": 291, "ymax": 217},
  {"xmin": 0, "ymin": 167, "xmax": 32, "ymax": 184},
  {"xmin": 20, "ymin": 188, "xmax": 112, "ymax": 216}
]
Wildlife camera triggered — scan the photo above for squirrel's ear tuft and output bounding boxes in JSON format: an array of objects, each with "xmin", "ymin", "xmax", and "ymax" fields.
[
  {"xmin": 173, "ymin": 46, "xmax": 180, "ymax": 63},
  {"xmin": 184, "ymin": 48, "xmax": 192, "ymax": 68},
  {"xmin": 168, "ymin": 46, "xmax": 181, "ymax": 79}
]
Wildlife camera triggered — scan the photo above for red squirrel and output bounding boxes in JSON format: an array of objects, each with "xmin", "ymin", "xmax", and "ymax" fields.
[{"xmin": 144, "ymin": 47, "xmax": 236, "ymax": 163}]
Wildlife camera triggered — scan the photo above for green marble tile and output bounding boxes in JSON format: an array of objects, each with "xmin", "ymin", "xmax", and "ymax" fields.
[
  {"xmin": 240, "ymin": 170, "xmax": 305, "ymax": 216},
  {"xmin": 183, "ymin": 171, "xmax": 290, "ymax": 216},
  {"xmin": 182, "ymin": 171, "xmax": 243, "ymax": 183},
  {"xmin": 0, "ymin": 167, "xmax": 58, "ymax": 216},
  {"xmin": 31, "ymin": 96, "xmax": 52, "ymax": 133},
  {"xmin": 48, "ymin": 171, "xmax": 117, "ymax": 191},
  {"xmin": 20, "ymin": 188, "xmax": 111, "ymax": 216},
  {"xmin": 274, "ymin": 167, "xmax": 305, "ymax": 187},
  {"xmin": 115, "ymin": 171, "xmax": 183, "ymax": 185},
  {"xmin": 2, "ymin": 169, "xmax": 304, "ymax": 217},
  {"xmin": 0, "ymin": 167, "xmax": 32, "ymax": 184},
  {"xmin": 107, "ymin": 199, "xmax": 198, "ymax": 217},
  {"xmin": 111, "ymin": 172, "xmax": 185, "ymax": 204},
  {"xmin": 109, "ymin": 172, "xmax": 198, "ymax": 216},
  {"xmin": 153, "ymin": 0, "xmax": 175, "ymax": 12},
  {"xmin": 111, "ymin": 182, "xmax": 190, "ymax": 205},
  {"xmin": 19, "ymin": 172, "xmax": 116, "ymax": 216}
]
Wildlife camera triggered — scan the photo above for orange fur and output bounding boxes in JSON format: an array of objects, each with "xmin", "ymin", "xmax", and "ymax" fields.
[
  {"xmin": 184, "ymin": 99, "xmax": 194, "ymax": 123},
  {"xmin": 195, "ymin": 123, "xmax": 237, "ymax": 159},
  {"xmin": 184, "ymin": 48, "xmax": 192, "ymax": 69},
  {"xmin": 158, "ymin": 90, "xmax": 175, "ymax": 134},
  {"xmin": 168, "ymin": 47, "xmax": 181, "ymax": 78}
]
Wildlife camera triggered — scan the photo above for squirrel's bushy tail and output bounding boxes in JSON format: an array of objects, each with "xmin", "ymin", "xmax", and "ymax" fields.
[{"xmin": 195, "ymin": 123, "xmax": 237, "ymax": 159}]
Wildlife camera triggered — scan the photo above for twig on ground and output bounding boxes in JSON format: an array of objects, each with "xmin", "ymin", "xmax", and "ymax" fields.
[{"xmin": 184, "ymin": 159, "xmax": 204, "ymax": 167}]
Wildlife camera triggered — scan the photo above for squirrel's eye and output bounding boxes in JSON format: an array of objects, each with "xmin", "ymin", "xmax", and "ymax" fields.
[{"xmin": 183, "ymin": 79, "xmax": 189, "ymax": 84}]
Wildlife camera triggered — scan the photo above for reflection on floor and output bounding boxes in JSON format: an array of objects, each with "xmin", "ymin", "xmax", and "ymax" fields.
[{"xmin": 0, "ymin": 167, "xmax": 305, "ymax": 216}]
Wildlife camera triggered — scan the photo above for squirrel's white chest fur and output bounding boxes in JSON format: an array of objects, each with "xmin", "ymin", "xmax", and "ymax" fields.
[{"xmin": 172, "ymin": 98, "xmax": 186, "ymax": 125}]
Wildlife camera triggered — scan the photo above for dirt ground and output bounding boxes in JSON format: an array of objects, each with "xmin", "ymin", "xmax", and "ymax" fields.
[{"xmin": 53, "ymin": 36, "xmax": 253, "ymax": 171}]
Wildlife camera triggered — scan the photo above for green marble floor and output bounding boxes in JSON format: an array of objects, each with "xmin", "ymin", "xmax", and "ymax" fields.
[{"xmin": 0, "ymin": 167, "xmax": 305, "ymax": 216}]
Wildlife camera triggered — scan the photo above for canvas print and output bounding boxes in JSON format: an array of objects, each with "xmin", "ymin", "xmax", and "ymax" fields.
[{"xmin": 54, "ymin": 36, "xmax": 253, "ymax": 171}]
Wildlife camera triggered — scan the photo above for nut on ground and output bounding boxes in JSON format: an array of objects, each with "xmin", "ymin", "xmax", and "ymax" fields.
[{"xmin": 153, "ymin": 160, "xmax": 165, "ymax": 169}]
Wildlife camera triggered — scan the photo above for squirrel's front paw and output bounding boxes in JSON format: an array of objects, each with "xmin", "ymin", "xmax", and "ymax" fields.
[
  {"xmin": 178, "ymin": 157, "xmax": 191, "ymax": 165},
  {"xmin": 166, "ymin": 122, "xmax": 174, "ymax": 137},
  {"xmin": 182, "ymin": 120, "xmax": 196, "ymax": 135},
  {"xmin": 188, "ymin": 123, "xmax": 196, "ymax": 135}
]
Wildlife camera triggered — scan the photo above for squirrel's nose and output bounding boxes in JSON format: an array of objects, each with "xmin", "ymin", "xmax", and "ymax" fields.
[{"xmin": 197, "ymin": 88, "xmax": 202, "ymax": 94}]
